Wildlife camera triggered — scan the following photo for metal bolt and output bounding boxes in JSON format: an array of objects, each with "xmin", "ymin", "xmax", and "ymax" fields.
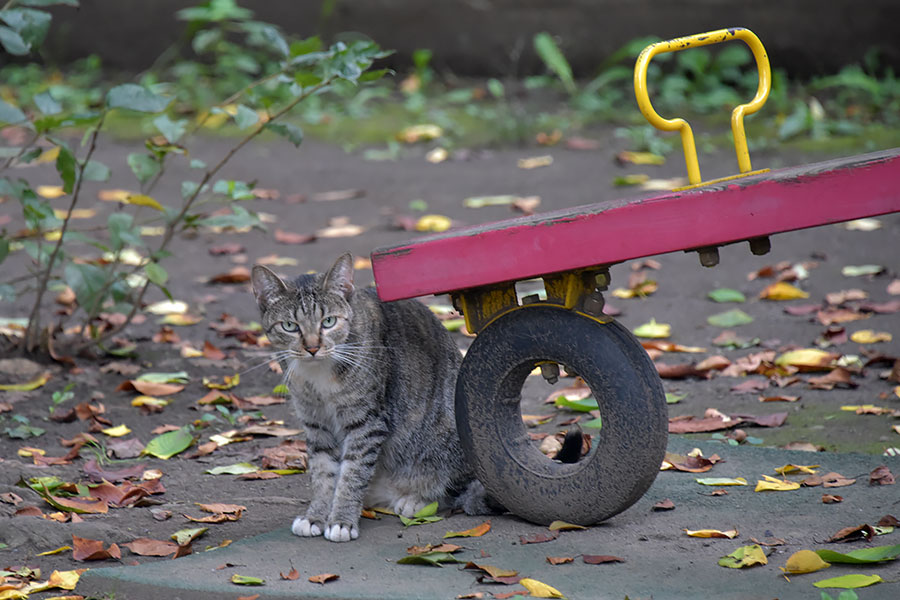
[
  {"xmin": 582, "ymin": 290, "xmax": 605, "ymax": 316},
  {"xmin": 540, "ymin": 362, "xmax": 560, "ymax": 384},
  {"xmin": 748, "ymin": 236, "xmax": 771, "ymax": 256},
  {"xmin": 698, "ymin": 247, "xmax": 720, "ymax": 267},
  {"xmin": 594, "ymin": 271, "xmax": 610, "ymax": 292}
]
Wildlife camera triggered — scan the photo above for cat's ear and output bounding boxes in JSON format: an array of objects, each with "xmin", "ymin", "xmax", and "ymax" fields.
[
  {"xmin": 251, "ymin": 265, "xmax": 288, "ymax": 310},
  {"xmin": 324, "ymin": 252, "xmax": 354, "ymax": 299}
]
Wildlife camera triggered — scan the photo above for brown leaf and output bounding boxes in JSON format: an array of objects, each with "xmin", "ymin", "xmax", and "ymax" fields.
[
  {"xmin": 655, "ymin": 362, "xmax": 711, "ymax": 379},
  {"xmin": 311, "ymin": 188, "xmax": 364, "ymax": 202},
  {"xmin": 668, "ymin": 416, "xmax": 738, "ymax": 434},
  {"xmin": 118, "ymin": 380, "xmax": 185, "ymax": 396},
  {"xmin": 807, "ymin": 367, "xmax": 857, "ymax": 390},
  {"xmin": 152, "ymin": 326, "xmax": 181, "ymax": 344},
  {"xmin": 783, "ymin": 303, "xmax": 821, "ymax": 316},
  {"xmin": 652, "ymin": 498, "xmax": 676, "ymax": 511},
  {"xmin": 802, "ymin": 472, "xmax": 856, "ymax": 488},
  {"xmin": 869, "ymin": 465, "xmax": 895, "ymax": 485},
  {"xmin": 274, "ymin": 229, "xmax": 316, "ymax": 244},
  {"xmin": 209, "ymin": 243, "xmax": 245, "ymax": 256},
  {"xmin": 662, "ymin": 452, "xmax": 718, "ymax": 473},
  {"xmin": 238, "ymin": 395, "xmax": 285, "ymax": 407},
  {"xmin": 464, "ymin": 562, "xmax": 518, "ymax": 580},
  {"xmin": 208, "ymin": 266, "xmax": 251, "ymax": 284},
  {"xmin": 15, "ymin": 505, "xmax": 43, "ymax": 517},
  {"xmin": 308, "ymin": 573, "xmax": 339, "ymax": 584},
  {"xmin": 749, "ymin": 536, "xmax": 785, "ymax": 547},
  {"xmin": 184, "ymin": 512, "xmax": 239, "ymax": 523},
  {"xmin": 47, "ymin": 494, "xmax": 109, "ymax": 514},
  {"xmin": 82, "ymin": 458, "xmax": 145, "ymax": 483},
  {"xmin": 196, "ymin": 502, "xmax": 246, "ymax": 515},
  {"xmin": 565, "ymin": 136, "xmax": 600, "ymax": 150},
  {"xmin": 406, "ymin": 543, "xmax": 461, "ymax": 556},
  {"xmin": 859, "ymin": 299, "xmax": 900, "ymax": 314},
  {"xmin": 759, "ymin": 395, "xmax": 800, "ymax": 402},
  {"xmin": 746, "ymin": 412, "xmax": 788, "ymax": 428},
  {"xmin": 546, "ymin": 556, "xmax": 574, "ymax": 565},
  {"xmin": 827, "ymin": 524, "xmax": 874, "ymax": 543},
  {"xmin": 0, "ymin": 492, "xmax": 23, "ymax": 505},
  {"xmin": 236, "ymin": 595, "xmax": 260, "ymax": 600},
  {"xmin": 88, "ymin": 481, "xmax": 149, "ymax": 507},
  {"xmin": 446, "ymin": 520, "xmax": 492, "ymax": 538},
  {"xmin": 817, "ymin": 308, "xmax": 869, "ymax": 326},
  {"xmin": 280, "ymin": 568, "xmax": 300, "ymax": 580},
  {"xmin": 582, "ymin": 554, "xmax": 625, "ymax": 564},
  {"xmin": 150, "ymin": 508, "xmax": 172, "ymax": 521},
  {"xmin": 122, "ymin": 538, "xmax": 179, "ymax": 557},
  {"xmin": 239, "ymin": 471, "xmax": 282, "ymax": 480},
  {"xmin": 730, "ymin": 379, "xmax": 770, "ymax": 394},
  {"xmin": 822, "ymin": 494, "xmax": 843, "ymax": 504},
  {"xmin": 519, "ymin": 532, "xmax": 559, "ymax": 545},
  {"xmin": 202, "ymin": 341, "xmax": 226, "ymax": 360},
  {"xmin": 106, "ymin": 437, "xmax": 145, "ymax": 459},
  {"xmin": 72, "ymin": 535, "xmax": 121, "ymax": 561},
  {"xmin": 877, "ymin": 514, "xmax": 899, "ymax": 527}
]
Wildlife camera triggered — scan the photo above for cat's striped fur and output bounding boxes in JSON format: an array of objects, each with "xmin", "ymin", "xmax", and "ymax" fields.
[{"xmin": 251, "ymin": 253, "xmax": 495, "ymax": 542}]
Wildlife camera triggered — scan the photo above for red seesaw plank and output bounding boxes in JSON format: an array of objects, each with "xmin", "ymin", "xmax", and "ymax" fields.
[{"xmin": 372, "ymin": 148, "xmax": 900, "ymax": 301}]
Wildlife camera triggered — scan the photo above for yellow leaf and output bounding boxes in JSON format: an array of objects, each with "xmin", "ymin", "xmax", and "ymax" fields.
[
  {"xmin": 548, "ymin": 520, "xmax": 587, "ymax": 531},
  {"xmin": 415, "ymin": 214, "xmax": 452, "ymax": 232},
  {"xmin": 53, "ymin": 208, "xmax": 96, "ymax": 219},
  {"xmin": 160, "ymin": 314, "xmax": 202, "ymax": 326},
  {"xmin": 760, "ymin": 281, "xmax": 809, "ymax": 300},
  {"xmin": 781, "ymin": 550, "xmax": 831, "ymax": 574},
  {"xmin": 633, "ymin": 318, "xmax": 671, "ymax": 339},
  {"xmin": 894, "ymin": 386, "xmax": 900, "ymax": 400},
  {"xmin": 0, "ymin": 590, "xmax": 28, "ymax": 599},
  {"xmin": 43, "ymin": 229, "xmax": 62, "ymax": 241},
  {"xmin": 146, "ymin": 300, "xmax": 189, "ymax": 315},
  {"xmin": 131, "ymin": 395, "xmax": 172, "ymax": 408},
  {"xmin": 125, "ymin": 193, "xmax": 164, "ymax": 211},
  {"xmin": 774, "ymin": 464, "xmax": 819, "ymax": 475},
  {"xmin": 36, "ymin": 545, "xmax": 73, "ymax": 556},
  {"xmin": 718, "ymin": 544, "xmax": 768, "ymax": 568},
  {"xmin": 101, "ymin": 424, "xmax": 132, "ymax": 437},
  {"xmin": 849, "ymin": 329, "xmax": 892, "ymax": 344},
  {"xmin": 684, "ymin": 528, "xmax": 739, "ymax": 539},
  {"xmin": 519, "ymin": 577, "xmax": 565, "ymax": 598},
  {"xmin": 98, "ymin": 188, "xmax": 133, "ymax": 201},
  {"xmin": 774, "ymin": 348, "xmax": 837, "ymax": 371},
  {"xmin": 426, "ymin": 147, "xmax": 448, "ymax": 163},
  {"xmin": 695, "ymin": 477, "xmax": 748, "ymax": 486},
  {"xmin": 47, "ymin": 570, "xmax": 81, "ymax": 590},
  {"xmin": 35, "ymin": 146, "xmax": 61, "ymax": 163},
  {"xmin": 181, "ymin": 344, "xmax": 204, "ymax": 358},
  {"xmin": 203, "ymin": 373, "xmax": 240, "ymax": 390},
  {"xmin": 140, "ymin": 226, "xmax": 166, "ymax": 236},
  {"xmin": 0, "ymin": 371, "xmax": 51, "ymax": 391},
  {"xmin": 517, "ymin": 155, "xmax": 554, "ymax": 169},
  {"xmin": 17, "ymin": 446, "xmax": 45, "ymax": 457},
  {"xmin": 37, "ymin": 185, "xmax": 66, "ymax": 198},
  {"xmin": 617, "ymin": 150, "xmax": 666, "ymax": 165},
  {"xmin": 396, "ymin": 123, "xmax": 443, "ymax": 143},
  {"xmin": 755, "ymin": 474, "xmax": 800, "ymax": 492}
]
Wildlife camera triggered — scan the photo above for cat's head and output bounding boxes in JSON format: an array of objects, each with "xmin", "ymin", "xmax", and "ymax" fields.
[{"xmin": 251, "ymin": 253, "xmax": 355, "ymax": 361}]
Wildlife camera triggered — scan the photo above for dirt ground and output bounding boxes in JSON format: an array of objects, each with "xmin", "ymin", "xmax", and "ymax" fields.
[{"xmin": 1, "ymin": 130, "xmax": 899, "ymax": 597}]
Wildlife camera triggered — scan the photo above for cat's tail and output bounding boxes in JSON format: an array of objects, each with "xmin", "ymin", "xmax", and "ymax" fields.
[{"xmin": 452, "ymin": 479, "xmax": 505, "ymax": 516}]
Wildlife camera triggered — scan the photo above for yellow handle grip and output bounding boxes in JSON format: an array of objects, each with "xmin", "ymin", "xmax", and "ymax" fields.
[{"xmin": 634, "ymin": 27, "xmax": 771, "ymax": 185}]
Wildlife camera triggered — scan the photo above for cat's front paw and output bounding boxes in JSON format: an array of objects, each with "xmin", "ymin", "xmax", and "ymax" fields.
[
  {"xmin": 292, "ymin": 516, "xmax": 324, "ymax": 537},
  {"xmin": 323, "ymin": 522, "xmax": 359, "ymax": 542},
  {"xmin": 392, "ymin": 495, "xmax": 427, "ymax": 518}
]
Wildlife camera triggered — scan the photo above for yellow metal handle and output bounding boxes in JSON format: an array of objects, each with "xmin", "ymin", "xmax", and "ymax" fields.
[{"xmin": 634, "ymin": 27, "xmax": 771, "ymax": 186}]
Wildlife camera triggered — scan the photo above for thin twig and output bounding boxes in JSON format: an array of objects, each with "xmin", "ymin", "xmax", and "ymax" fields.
[
  {"xmin": 73, "ymin": 77, "xmax": 335, "ymax": 353},
  {"xmin": 23, "ymin": 113, "xmax": 106, "ymax": 352}
]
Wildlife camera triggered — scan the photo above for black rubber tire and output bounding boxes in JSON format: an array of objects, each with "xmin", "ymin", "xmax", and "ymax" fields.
[{"xmin": 456, "ymin": 305, "xmax": 667, "ymax": 525}]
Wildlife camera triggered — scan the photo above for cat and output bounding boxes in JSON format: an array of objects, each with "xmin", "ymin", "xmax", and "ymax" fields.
[{"xmin": 251, "ymin": 252, "xmax": 496, "ymax": 542}]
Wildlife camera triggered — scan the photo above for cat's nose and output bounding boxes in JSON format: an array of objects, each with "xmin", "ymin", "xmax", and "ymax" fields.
[{"xmin": 305, "ymin": 346, "xmax": 320, "ymax": 356}]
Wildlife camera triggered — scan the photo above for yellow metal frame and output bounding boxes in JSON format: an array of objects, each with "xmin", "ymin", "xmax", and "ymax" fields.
[{"xmin": 634, "ymin": 27, "xmax": 771, "ymax": 186}]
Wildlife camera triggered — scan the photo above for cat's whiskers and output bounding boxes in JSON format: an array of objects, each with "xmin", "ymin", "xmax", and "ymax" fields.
[
  {"xmin": 327, "ymin": 342, "xmax": 384, "ymax": 374},
  {"xmin": 238, "ymin": 350, "xmax": 293, "ymax": 376}
]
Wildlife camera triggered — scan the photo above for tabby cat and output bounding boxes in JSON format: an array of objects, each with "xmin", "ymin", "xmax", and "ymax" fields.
[{"xmin": 251, "ymin": 253, "xmax": 495, "ymax": 542}]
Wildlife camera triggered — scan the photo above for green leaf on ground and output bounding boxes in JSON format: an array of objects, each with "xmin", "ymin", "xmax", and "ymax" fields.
[
  {"xmin": 137, "ymin": 372, "xmax": 190, "ymax": 384},
  {"xmin": 666, "ymin": 393, "xmax": 687, "ymax": 404},
  {"xmin": 816, "ymin": 545, "xmax": 900, "ymax": 564},
  {"xmin": 633, "ymin": 318, "xmax": 671, "ymax": 338},
  {"xmin": 554, "ymin": 395, "xmax": 598, "ymax": 412},
  {"xmin": 143, "ymin": 427, "xmax": 194, "ymax": 460},
  {"xmin": 397, "ymin": 551, "xmax": 463, "ymax": 566},
  {"xmin": 707, "ymin": 309, "xmax": 754, "ymax": 327},
  {"xmin": 231, "ymin": 574, "xmax": 264, "ymax": 585},
  {"xmin": 708, "ymin": 288, "xmax": 746, "ymax": 303},
  {"xmin": 107, "ymin": 84, "xmax": 172, "ymax": 113},
  {"xmin": 813, "ymin": 574, "xmax": 883, "ymax": 589},
  {"xmin": 696, "ymin": 477, "xmax": 748, "ymax": 486}
]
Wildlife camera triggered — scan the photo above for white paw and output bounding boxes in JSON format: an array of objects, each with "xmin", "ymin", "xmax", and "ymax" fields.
[
  {"xmin": 392, "ymin": 496, "xmax": 427, "ymax": 518},
  {"xmin": 292, "ymin": 517, "xmax": 323, "ymax": 537},
  {"xmin": 323, "ymin": 523, "xmax": 359, "ymax": 542}
]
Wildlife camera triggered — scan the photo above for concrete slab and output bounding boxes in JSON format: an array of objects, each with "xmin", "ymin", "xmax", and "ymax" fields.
[{"xmin": 78, "ymin": 439, "xmax": 900, "ymax": 600}]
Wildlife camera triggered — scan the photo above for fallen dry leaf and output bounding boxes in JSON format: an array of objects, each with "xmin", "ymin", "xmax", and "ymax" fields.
[
  {"xmin": 684, "ymin": 528, "xmax": 739, "ymax": 539},
  {"xmin": 72, "ymin": 535, "xmax": 121, "ymax": 561},
  {"xmin": 208, "ymin": 266, "xmax": 251, "ymax": 284},
  {"xmin": 546, "ymin": 556, "xmax": 574, "ymax": 565},
  {"xmin": 826, "ymin": 524, "xmax": 874, "ymax": 543},
  {"xmin": 869, "ymin": 465, "xmax": 895, "ymax": 486},
  {"xmin": 122, "ymin": 538, "xmax": 179, "ymax": 557},
  {"xmin": 582, "ymin": 554, "xmax": 625, "ymax": 564},
  {"xmin": 280, "ymin": 568, "xmax": 300, "ymax": 580},
  {"xmin": 444, "ymin": 520, "xmax": 491, "ymax": 539},
  {"xmin": 822, "ymin": 494, "xmax": 843, "ymax": 504},
  {"xmin": 274, "ymin": 229, "xmax": 315, "ymax": 245},
  {"xmin": 519, "ymin": 532, "xmax": 559, "ymax": 545}
]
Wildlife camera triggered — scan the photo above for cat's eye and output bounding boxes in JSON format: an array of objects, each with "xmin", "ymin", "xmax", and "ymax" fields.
[
  {"xmin": 279, "ymin": 321, "xmax": 300, "ymax": 333},
  {"xmin": 321, "ymin": 316, "xmax": 337, "ymax": 329}
]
